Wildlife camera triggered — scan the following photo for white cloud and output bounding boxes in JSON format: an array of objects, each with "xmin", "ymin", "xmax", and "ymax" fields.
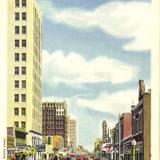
[
  {"xmin": 43, "ymin": 50, "xmax": 138, "ymax": 85},
  {"xmin": 76, "ymin": 89, "xmax": 138, "ymax": 115},
  {"xmin": 39, "ymin": 1, "xmax": 151, "ymax": 51}
]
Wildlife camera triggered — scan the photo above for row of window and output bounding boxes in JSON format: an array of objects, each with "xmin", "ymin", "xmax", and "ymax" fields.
[
  {"xmin": 15, "ymin": 53, "xmax": 26, "ymax": 61},
  {"xmin": 43, "ymin": 106, "xmax": 65, "ymax": 110},
  {"xmin": 43, "ymin": 121, "xmax": 64, "ymax": 125},
  {"xmin": 15, "ymin": 66, "xmax": 26, "ymax": 75},
  {"xmin": 43, "ymin": 111, "xmax": 64, "ymax": 115},
  {"xmin": 42, "ymin": 126, "xmax": 64, "ymax": 130},
  {"xmin": 15, "ymin": 0, "xmax": 26, "ymax": 7},
  {"xmin": 15, "ymin": 12, "xmax": 26, "ymax": 21},
  {"xmin": 15, "ymin": 39, "xmax": 26, "ymax": 48},
  {"xmin": 14, "ymin": 121, "xmax": 26, "ymax": 128},
  {"xmin": 15, "ymin": 80, "xmax": 26, "ymax": 88},
  {"xmin": 15, "ymin": 26, "xmax": 26, "ymax": 34},
  {"xmin": 14, "ymin": 107, "xmax": 26, "ymax": 116},
  {"xmin": 14, "ymin": 94, "xmax": 26, "ymax": 102}
]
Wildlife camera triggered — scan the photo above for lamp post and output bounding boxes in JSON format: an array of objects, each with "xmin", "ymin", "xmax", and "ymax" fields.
[
  {"xmin": 131, "ymin": 139, "xmax": 136, "ymax": 160},
  {"xmin": 116, "ymin": 150, "xmax": 118, "ymax": 160}
]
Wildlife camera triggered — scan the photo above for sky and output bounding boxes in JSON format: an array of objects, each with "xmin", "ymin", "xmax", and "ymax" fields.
[{"xmin": 37, "ymin": 0, "xmax": 151, "ymax": 150}]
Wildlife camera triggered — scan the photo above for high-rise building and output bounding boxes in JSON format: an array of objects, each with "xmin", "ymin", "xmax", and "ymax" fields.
[
  {"xmin": 42, "ymin": 101, "xmax": 68, "ymax": 147},
  {"xmin": 7, "ymin": 0, "xmax": 42, "ymax": 147},
  {"xmin": 102, "ymin": 120, "xmax": 107, "ymax": 143},
  {"xmin": 68, "ymin": 118, "xmax": 77, "ymax": 147}
]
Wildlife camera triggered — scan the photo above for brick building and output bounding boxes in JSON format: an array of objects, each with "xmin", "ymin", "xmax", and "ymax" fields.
[
  {"xmin": 120, "ymin": 113, "xmax": 132, "ymax": 160},
  {"xmin": 112, "ymin": 80, "xmax": 151, "ymax": 160},
  {"xmin": 42, "ymin": 101, "xmax": 68, "ymax": 147}
]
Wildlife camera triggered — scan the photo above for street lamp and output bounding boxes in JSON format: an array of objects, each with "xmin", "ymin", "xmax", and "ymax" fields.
[
  {"xmin": 115, "ymin": 150, "xmax": 118, "ymax": 160},
  {"xmin": 131, "ymin": 139, "xmax": 136, "ymax": 160}
]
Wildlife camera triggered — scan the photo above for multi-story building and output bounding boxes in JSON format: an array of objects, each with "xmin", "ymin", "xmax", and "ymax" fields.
[
  {"xmin": 112, "ymin": 80, "xmax": 151, "ymax": 160},
  {"xmin": 42, "ymin": 101, "xmax": 68, "ymax": 147},
  {"xmin": 68, "ymin": 118, "xmax": 77, "ymax": 147},
  {"xmin": 131, "ymin": 80, "xmax": 151, "ymax": 160},
  {"xmin": 120, "ymin": 113, "xmax": 132, "ymax": 160},
  {"xmin": 112, "ymin": 122, "xmax": 119, "ymax": 160},
  {"xmin": 7, "ymin": 0, "xmax": 42, "ymax": 149}
]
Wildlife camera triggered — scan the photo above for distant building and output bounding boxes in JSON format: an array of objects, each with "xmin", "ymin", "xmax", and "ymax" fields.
[
  {"xmin": 68, "ymin": 118, "xmax": 77, "ymax": 147},
  {"xmin": 112, "ymin": 122, "xmax": 120, "ymax": 160},
  {"xmin": 102, "ymin": 121, "xmax": 107, "ymax": 143},
  {"xmin": 94, "ymin": 138, "xmax": 102, "ymax": 152},
  {"xmin": 102, "ymin": 120, "xmax": 111, "ymax": 144},
  {"xmin": 131, "ymin": 80, "xmax": 151, "ymax": 160},
  {"xmin": 42, "ymin": 101, "xmax": 68, "ymax": 147}
]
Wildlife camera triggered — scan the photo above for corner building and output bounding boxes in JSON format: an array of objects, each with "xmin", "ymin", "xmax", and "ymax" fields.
[{"xmin": 7, "ymin": 0, "xmax": 42, "ymax": 147}]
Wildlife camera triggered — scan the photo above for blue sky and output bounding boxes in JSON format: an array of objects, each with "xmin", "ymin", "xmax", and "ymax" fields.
[{"xmin": 38, "ymin": 0, "xmax": 151, "ymax": 150}]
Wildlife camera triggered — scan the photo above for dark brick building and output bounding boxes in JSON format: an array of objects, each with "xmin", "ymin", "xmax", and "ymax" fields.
[{"xmin": 42, "ymin": 101, "xmax": 68, "ymax": 147}]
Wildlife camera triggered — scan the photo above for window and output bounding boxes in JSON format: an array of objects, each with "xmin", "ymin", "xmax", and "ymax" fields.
[
  {"xmin": 14, "ymin": 94, "xmax": 19, "ymax": 102},
  {"xmin": 14, "ymin": 80, "xmax": 19, "ymax": 88},
  {"xmin": 21, "ymin": 108, "xmax": 26, "ymax": 115},
  {"xmin": 21, "ymin": 122, "xmax": 26, "ymax": 128},
  {"xmin": 14, "ymin": 122, "xmax": 19, "ymax": 128},
  {"xmin": 22, "ymin": 26, "xmax": 26, "ymax": 34},
  {"xmin": 22, "ymin": 40, "xmax": 26, "ymax": 47},
  {"xmin": 15, "ymin": 12, "xmax": 19, "ymax": 20},
  {"xmin": 22, "ymin": 53, "xmax": 26, "ymax": 61},
  {"xmin": 15, "ymin": 67, "xmax": 19, "ymax": 75},
  {"xmin": 15, "ymin": 53, "xmax": 19, "ymax": 61},
  {"xmin": 22, "ymin": 12, "xmax": 26, "ymax": 20},
  {"xmin": 21, "ymin": 94, "xmax": 26, "ymax": 102},
  {"xmin": 22, "ymin": 80, "xmax": 26, "ymax": 88},
  {"xmin": 21, "ymin": 67, "xmax": 26, "ymax": 75},
  {"xmin": 15, "ymin": 40, "xmax": 19, "ymax": 47},
  {"xmin": 15, "ymin": 0, "xmax": 19, "ymax": 7},
  {"xmin": 22, "ymin": 0, "xmax": 26, "ymax": 7},
  {"xmin": 14, "ymin": 108, "xmax": 19, "ymax": 115},
  {"xmin": 15, "ymin": 26, "xmax": 19, "ymax": 34}
]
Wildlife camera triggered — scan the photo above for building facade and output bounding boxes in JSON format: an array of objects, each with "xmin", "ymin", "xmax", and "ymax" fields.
[
  {"xmin": 7, "ymin": 0, "xmax": 42, "ymax": 148},
  {"xmin": 112, "ymin": 122, "xmax": 120, "ymax": 160},
  {"xmin": 112, "ymin": 80, "xmax": 151, "ymax": 160},
  {"xmin": 131, "ymin": 80, "xmax": 151, "ymax": 160},
  {"xmin": 68, "ymin": 118, "xmax": 77, "ymax": 147},
  {"xmin": 120, "ymin": 113, "xmax": 132, "ymax": 160},
  {"xmin": 42, "ymin": 101, "xmax": 68, "ymax": 147}
]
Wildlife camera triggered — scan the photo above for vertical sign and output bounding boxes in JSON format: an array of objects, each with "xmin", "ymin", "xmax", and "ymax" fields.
[{"xmin": 0, "ymin": 0, "xmax": 7, "ymax": 159}]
